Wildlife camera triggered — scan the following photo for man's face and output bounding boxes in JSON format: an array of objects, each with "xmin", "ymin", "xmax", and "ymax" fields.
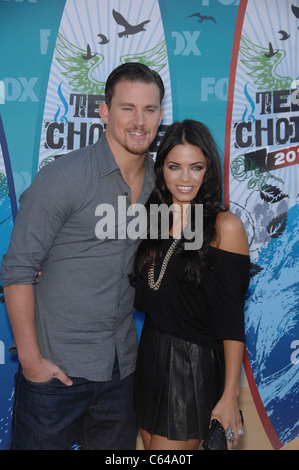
[{"xmin": 100, "ymin": 79, "xmax": 164, "ymax": 158}]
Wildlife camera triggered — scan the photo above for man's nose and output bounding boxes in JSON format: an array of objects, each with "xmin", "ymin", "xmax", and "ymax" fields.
[{"xmin": 132, "ymin": 109, "xmax": 145, "ymax": 126}]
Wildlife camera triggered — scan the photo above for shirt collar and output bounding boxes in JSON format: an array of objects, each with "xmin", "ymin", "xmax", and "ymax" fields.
[
  {"xmin": 96, "ymin": 132, "xmax": 155, "ymax": 182},
  {"xmin": 95, "ymin": 132, "xmax": 119, "ymax": 177}
]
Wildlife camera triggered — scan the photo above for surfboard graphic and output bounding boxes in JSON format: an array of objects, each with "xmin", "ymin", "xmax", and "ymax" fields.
[
  {"xmin": 0, "ymin": 115, "xmax": 18, "ymax": 449},
  {"xmin": 37, "ymin": 0, "xmax": 173, "ymax": 170},
  {"xmin": 225, "ymin": 0, "xmax": 299, "ymax": 449},
  {"xmin": 35, "ymin": 0, "xmax": 173, "ymax": 358}
]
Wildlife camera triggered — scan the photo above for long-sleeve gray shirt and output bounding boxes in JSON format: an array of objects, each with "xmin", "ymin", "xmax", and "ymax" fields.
[{"xmin": 1, "ymin": 133, "xmax": 155, "ymax": 381}]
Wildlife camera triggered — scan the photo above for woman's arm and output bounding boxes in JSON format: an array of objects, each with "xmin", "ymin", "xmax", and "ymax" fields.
[
  {"xmin": 211, "ymin": 340, "xmax": 244, "ymax": 449},
  {"xmin": 211, "ymin": 211, "xmax": 249, "ymax": 449}
]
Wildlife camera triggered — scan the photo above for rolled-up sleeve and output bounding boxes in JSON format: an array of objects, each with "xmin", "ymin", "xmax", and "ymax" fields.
[{"xmin": 1, "ymin": 164, "xmax": 71, "ymax": 287}]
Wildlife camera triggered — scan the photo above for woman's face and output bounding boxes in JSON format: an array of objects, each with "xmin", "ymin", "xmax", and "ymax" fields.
[{"xmin": 163, "ymin": 143, "xmax": 207, "ymax": 206}]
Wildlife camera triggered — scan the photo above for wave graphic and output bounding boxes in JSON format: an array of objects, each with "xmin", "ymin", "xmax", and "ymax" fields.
[{"xmin": 245, "ymin": 204, "xmax": 299, "ymax": 445}]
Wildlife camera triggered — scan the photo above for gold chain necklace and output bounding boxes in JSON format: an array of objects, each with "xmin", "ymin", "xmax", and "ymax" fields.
[{"xmin": 147, "ymin": 238, "xmax": 180, "ymax": 291}]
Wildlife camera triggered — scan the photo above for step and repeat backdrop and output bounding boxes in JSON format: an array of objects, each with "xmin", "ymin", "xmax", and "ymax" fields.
[{"xmin": 0, "ymin": 0, "xmax": 298, "ymax": 450}]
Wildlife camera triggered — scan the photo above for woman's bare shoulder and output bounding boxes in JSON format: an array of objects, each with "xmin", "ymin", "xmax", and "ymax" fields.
[{"xmin": 215, "ymin": 211, "xmax": 249, "ymax": 255}]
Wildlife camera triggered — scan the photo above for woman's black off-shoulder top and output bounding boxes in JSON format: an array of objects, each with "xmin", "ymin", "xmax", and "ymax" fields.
[{"xmin": 134, "ymin": 237, "xmax": 250, "ymax": 351}]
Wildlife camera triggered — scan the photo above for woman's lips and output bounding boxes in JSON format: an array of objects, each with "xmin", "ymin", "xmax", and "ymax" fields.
[{"xmin": 176, "ymin": 185, "xmax": 193, "ymax": 192}]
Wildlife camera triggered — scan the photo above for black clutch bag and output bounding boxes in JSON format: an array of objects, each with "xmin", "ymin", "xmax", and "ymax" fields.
[{"xmin": 202, "ymin": 411, "xmax": 244, "ymax": 451}]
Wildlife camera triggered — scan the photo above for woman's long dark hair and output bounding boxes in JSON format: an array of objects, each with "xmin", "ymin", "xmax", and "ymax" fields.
[{"xmin": 130, "ymin": 120, "xmax": 227, "ymax": 286}]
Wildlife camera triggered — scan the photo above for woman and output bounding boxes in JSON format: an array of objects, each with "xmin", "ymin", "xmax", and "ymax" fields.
[{"xmin": 131, "ymin": 120, "xmax": 250, "ymax": 450}]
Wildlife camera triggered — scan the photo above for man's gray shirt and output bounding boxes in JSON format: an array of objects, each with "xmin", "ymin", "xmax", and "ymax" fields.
[{"xmin": 1, "ymin": 133, "xmax": 155, "ymax": 381}]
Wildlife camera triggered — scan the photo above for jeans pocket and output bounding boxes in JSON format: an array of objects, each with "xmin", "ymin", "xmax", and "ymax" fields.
[{"xmin": 21, "ymin": 373, "xmax": 57, "ymax": 386}]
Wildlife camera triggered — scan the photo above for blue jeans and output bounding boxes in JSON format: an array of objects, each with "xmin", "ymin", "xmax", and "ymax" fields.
[{"xmin": 10, "ymin": 362, "xmax": 137, "ymax": 450}]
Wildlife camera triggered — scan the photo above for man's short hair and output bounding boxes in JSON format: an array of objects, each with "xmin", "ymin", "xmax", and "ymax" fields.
[{"xmin": 105, "ymin": 62, "xmax": 165, "ymax": 108}]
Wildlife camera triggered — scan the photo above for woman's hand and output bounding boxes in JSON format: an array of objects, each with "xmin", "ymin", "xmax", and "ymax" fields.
[{"xmin": 211, "ymin": 396, "xmax": 243, "ymax": 450}]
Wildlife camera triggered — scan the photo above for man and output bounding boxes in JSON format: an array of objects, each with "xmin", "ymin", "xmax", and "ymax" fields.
[{"xmin": 1, "ymin": 63, "xmax": 164, "ymax": 450}]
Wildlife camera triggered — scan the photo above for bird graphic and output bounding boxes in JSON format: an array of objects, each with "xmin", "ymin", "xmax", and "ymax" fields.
[
  {"xmin": 239, "ymin": 35, "xmax": 299, "ymax": 91},
  {"xmin": 291, "ymin": 4, "xmax": 299, "ymax": 19},
  {"xmin": 97, "ymin": 34, "xmax": 110, "ymax": 45},
  {"xmin": 188, "ymin": 12, "xmax": 217, "ymax": 24},
  {"xmin": 81, "ymin": 44, "xmax": 97, "ymax": 60},
  {"xmin": 112, "ymin": 9, "xmax": 151, "ymax": 38},
  {"xmin": 278, "ymin": 30, "xmax": 290, "ymax": 41},
  {"xmin": 264, "ymin": 42, "xmax": 278, "ymax": 58}
]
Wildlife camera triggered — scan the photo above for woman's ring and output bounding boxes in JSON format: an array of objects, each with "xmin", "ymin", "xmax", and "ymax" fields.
[{"xmin": 225, "ymin": 426, "xmax": 235, "ymax": 442}]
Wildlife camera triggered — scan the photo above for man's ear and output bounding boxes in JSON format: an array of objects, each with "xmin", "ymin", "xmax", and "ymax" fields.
[{"xmin": 99, "ymin": 102, "xmax": 109, "ymax": 124}]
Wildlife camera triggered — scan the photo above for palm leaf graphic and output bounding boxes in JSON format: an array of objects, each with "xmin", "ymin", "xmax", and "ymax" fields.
[
  {"xmin": 55, "ymin": 32, "xmax": 168, "ymax": 95},
  {"xmin": 55, "ymin": 32, "xmax": 106, "ymax": 95},
  {"xmin": 120, "ymin": 40, "xmax": 168, "ymax": 73},
  {"xmin": 239, "ymin": 36, "xmax": 298, "ymax": 91}
]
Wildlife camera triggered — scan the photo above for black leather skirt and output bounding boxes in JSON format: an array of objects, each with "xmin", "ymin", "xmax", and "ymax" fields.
[{"xmin": 134, "ymin": 322, "xmax": 225, "ymax": 441}]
